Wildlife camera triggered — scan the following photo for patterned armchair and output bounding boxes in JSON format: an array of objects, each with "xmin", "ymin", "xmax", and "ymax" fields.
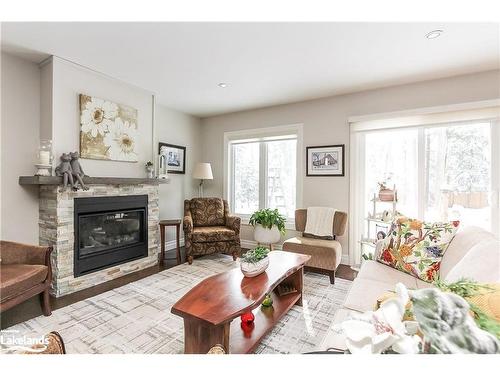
[{"xmin": 183, "ymin": 198, "xmax": 241, "ymax": 264}]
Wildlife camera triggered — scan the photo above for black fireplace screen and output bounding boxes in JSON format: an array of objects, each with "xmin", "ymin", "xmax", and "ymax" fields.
[
  {"xmin": 79, "ymin": 210, "xmax": 143, "ymax": 256},
  {"xmin": 74, "ymin": 195, "xmax": 148, "ymax": 276}
]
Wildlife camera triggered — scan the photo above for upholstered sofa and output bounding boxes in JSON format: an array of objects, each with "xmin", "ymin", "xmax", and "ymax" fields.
[
  {"xmin": 317, "ymin": 226, "xmax": 500, "ymax": 351},
  {"xmin": 0, "ymin": 240, "xmax": 53, "ymax": 316},
  {"xmin": 282, "ymin": 209, "xmax": 347, "ymax": 284},
  {"xmin": 183, "ymin": 198, "xmax": 241, "ymax": 264}
]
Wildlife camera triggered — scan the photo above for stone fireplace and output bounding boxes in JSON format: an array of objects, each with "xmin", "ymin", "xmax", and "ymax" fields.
[{"xmin": 20, "ymin": 176, "xmax": 162, "ymax": 297}]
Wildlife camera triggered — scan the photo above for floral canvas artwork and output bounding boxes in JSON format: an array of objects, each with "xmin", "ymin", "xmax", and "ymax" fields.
[
  {"xmin": 376, "ymin": 217, "xmax": 459, "ymax": 282},
  {"xmin": 79, "ymin": 94, "xmax": 138, "ymax": 162}
]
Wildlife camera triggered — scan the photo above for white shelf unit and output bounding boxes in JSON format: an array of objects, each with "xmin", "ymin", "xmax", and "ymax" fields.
[{"xmin": 360, "ymin": 187, "xmax": 398, "ymax": 259}]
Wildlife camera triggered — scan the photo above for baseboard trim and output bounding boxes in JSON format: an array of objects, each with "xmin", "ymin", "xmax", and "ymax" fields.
[
  {"xmin": 163, "ymin": 238, "xmax": 185, "ymax": 251},
  {"xmin": 241, "ymin": 239, "xmax": 350, "ymax": 265}
]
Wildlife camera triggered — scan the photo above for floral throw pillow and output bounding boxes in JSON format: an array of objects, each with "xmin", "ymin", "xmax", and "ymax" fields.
[{"xmin": 376, "ymin": 217, "xmax": 459, "ymax": 282}]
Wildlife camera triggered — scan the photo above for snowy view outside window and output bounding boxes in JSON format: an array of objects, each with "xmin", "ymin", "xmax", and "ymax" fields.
[
  {"xmin": 425, "ymin": 123, "xmax": 491, "ymax": 229},
  {"xmin": 267, "ymin": 140, "xmax": 297, "ymax": 219},
  {"xmin": 231, "ymin": 138, "xmax": 296, "ymax": 218},
  {"xmin": 365, "ymin": 129, "xmax": 419, "ymax": 218},
  {"xmin": 233, "ymin": 142, "xmax": 259, "ymax": 214},
  {"xmin": 364, "ymin": 122, "xmax": 492, "ymax": 231}
]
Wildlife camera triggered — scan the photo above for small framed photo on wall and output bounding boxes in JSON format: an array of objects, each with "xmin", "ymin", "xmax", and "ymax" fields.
[
  {"xmin": 158, "ymin": 142, "xmax": 186, "ymax": 174},
  {"xmin": 306, "ymin": 144, "xmax": 345, "ymax": 176}
]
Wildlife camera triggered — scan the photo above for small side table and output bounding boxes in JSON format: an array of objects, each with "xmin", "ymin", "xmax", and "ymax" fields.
[{"xmin": 159, "ymin": 219, "xmax": 182, "ymax": 266}]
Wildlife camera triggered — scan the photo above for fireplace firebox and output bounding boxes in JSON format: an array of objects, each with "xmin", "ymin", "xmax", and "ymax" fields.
[{"xmin": 74, "ymin": 195, "xmax": 148, "ymax": 276}]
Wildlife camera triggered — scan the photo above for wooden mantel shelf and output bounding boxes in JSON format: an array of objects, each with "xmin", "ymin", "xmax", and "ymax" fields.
[{"xmin": 19, "ymin": 176, "xmax": 168, "ymax": 186}]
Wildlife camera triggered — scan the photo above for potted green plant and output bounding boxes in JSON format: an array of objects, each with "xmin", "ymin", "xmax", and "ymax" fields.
[
  {"xmin": 240, "ymin": 246, "xmax": 270, "ymax": 277},
  {"xmin": 249, "ymin": 208, "xmax": 286, "ymax": 245}
]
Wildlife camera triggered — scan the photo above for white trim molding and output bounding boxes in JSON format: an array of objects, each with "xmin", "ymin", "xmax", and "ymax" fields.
[
  {"xmin": 162, "ymin": 238, "xmax": 186, "ymax": 252},
  {"xmin": 349, "ymin": 100, "xmax": 500, "ymax": 132}
]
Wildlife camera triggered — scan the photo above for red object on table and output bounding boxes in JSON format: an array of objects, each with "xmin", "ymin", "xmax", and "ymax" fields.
[
  {"xmin": 240, "ymin": 321, "xmax": 255, "ymax": 338},
  {"xmin": 240, "ymin": 311, "xmax": 255, "ymax": 324}
]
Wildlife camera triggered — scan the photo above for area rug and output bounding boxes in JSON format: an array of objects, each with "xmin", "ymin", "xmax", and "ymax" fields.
[{"xmin": 7, "ymin": 254, "xmax": 351, "ymax": 354}]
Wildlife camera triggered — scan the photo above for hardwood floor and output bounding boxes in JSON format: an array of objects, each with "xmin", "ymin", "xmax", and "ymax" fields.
[{"xmin": 0, "ymin": 247, "xmax": 355, "ymax": 329}]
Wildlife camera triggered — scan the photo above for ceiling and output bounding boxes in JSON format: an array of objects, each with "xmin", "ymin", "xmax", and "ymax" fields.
[{"xmin": 1, "ymin": 22, "xmax": 499, "ymax": 117}]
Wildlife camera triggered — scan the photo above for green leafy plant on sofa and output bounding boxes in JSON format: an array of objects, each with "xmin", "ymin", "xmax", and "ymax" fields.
[
  {"xmin": 433, "ymin": 278, "xmax": 500, "ymax": 339},
  {"xmin": 249, "ymin": 208, "xmax": 287, "ymax": 235},
  {"xmin": 362, "ymin": 252, "xmax": 374, "ymax": 261}
]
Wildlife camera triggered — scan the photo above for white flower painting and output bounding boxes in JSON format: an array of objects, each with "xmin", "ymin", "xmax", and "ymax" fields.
[
  {"xmin": 104, "ymin": 118, "xmax": 138, "ymax": 162},
  {"xmin": 79, "ymin": 94, "xmax": 138, "ymax": 162}
]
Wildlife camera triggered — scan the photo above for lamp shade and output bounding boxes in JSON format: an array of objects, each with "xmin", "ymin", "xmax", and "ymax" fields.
[{"xmin": 193, "ymin": 162, "xmax": 213, "ymax": 180}]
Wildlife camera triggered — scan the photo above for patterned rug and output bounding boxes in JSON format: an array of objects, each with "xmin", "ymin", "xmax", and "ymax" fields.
[{"xmin": 6, "ymin": 254, "xmax": 351, "ymax": 354}]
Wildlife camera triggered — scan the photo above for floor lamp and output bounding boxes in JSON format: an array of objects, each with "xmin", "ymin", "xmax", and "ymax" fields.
[{"xmin": 193, "ymin": 162, "xmax": 213, "ymax": 197}]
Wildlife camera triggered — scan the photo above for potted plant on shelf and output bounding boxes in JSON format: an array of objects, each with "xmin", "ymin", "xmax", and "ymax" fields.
[
  {"xmin": 249, "ymin": 208, "xmax": 286, "ymax": 246},
  {"xmin": 378, "ymin": 181, "xmax": 395, "ymax": 202},
  {"xmin": 240, "ymin": 246, "xmax": 270, "ymax": 277}
]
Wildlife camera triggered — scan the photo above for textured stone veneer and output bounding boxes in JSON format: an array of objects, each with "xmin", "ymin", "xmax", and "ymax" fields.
[{"xmin": 39, "ymin": 184, "xmax": 160, "ymax": 297}]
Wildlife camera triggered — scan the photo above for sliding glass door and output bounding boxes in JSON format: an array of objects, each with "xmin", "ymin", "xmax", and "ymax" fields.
[
  {"xmin": 424, "ymin": 122, "xmax": 492, "ymax": 230},
  {"xmin": 351, "ymin": 117, "xmax": 499, "ymax": 264}
]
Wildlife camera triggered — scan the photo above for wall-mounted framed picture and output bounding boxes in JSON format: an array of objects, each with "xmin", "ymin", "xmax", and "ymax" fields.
[
  {"xmin": 306, "ymin": 144, "xmax": 345, "ymax": 176},
  {"xmin": 79, "ymin": 93, "xmax": 138, "ymax": 162},
  {"xmin": 158, "ymin": 142, "xmax": 186, "ymax": 174}
]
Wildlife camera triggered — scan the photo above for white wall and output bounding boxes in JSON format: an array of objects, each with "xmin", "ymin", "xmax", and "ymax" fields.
[
  {"xmin": 200, "ymin": 70, "xmax": 500, "ymax": 262},
  {"xmin": 48, "ymin": 56, "xmax": 154, "ymax": 177},
  {"xmin": 155, "ymin": 105, "xmax": 201, "ymax": 245},
  {"xmin": 1, "ymin": 52, "xmax": 40, "ymax": 243}
]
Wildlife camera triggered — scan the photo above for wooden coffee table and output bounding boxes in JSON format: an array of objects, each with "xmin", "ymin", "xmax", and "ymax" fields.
[{"xmin": 171, "ymin": 251, "xmax": 311, "ymax": 354}]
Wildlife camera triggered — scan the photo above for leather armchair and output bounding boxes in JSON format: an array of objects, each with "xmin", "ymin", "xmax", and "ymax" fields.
[
  {"xmin": 183, "ymin": 198, "xmax": 241, "ymax": 264},
  {"xmin": 0, "ymin": 240, "xmax": 52, "ymax": 315}
]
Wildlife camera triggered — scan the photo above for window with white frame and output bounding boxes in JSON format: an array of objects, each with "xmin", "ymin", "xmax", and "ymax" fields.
[
  {"xmin": 349, "ymin": 104, "xmax": 500, "ymax": 265},
  {"xmin": 225, "ymin": 126, "xmax": 301, "ymax": 222}
]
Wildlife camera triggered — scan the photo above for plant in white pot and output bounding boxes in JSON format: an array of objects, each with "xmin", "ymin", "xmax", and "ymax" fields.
[
  {"xmin": 240, "ymin": 246, "xmax": 270, "ymax": 277},
  {"xmin": 249, "ymin": 208, "xmax": 286, "ymax": 247}
]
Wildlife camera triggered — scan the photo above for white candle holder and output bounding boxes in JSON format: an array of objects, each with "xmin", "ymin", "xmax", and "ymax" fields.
[
  {"xmin": 35, "ymin": 139, "xmax": 53, "ymax": 176},
  {"xmin": 35, "ymin": 164, "xmax": 53, "ymax": 176}
]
